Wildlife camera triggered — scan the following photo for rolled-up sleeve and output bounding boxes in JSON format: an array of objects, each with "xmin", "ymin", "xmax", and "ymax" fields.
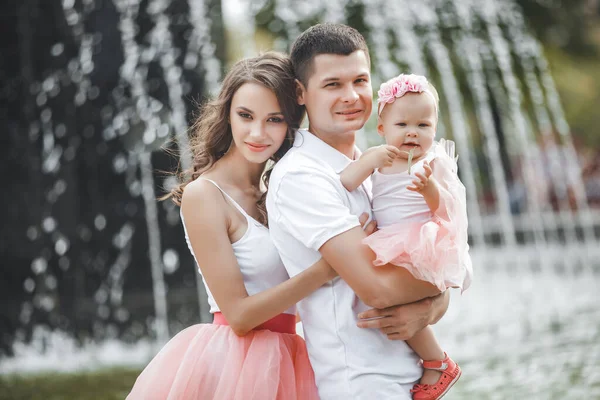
[{"xmin": 273, "ymin": 168, "xmax": 360, "ymax": 251}]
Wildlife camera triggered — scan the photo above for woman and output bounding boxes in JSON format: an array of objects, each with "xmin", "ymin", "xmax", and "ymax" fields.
[{"xmin": 127, "ymin": 52, "xmax": 333, "ymax": 399}]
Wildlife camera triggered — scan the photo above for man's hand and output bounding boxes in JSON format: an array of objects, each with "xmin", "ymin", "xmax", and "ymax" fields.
[
  {"xmin": 356, "ymin": 291, "xmax": 450, "ymax": 340},
  {"xmin": 358, "ymin": 212, "xmax": 377, "ymax": 236}
]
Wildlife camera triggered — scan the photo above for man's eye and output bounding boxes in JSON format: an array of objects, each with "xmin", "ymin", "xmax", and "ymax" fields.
[
  {"xmin": 325, "ymin": 82, "xmax": 339, "ymax": 88},
  {"xmin": 355, "ymin": 78, "xmax": 368, "ymax": 84}
]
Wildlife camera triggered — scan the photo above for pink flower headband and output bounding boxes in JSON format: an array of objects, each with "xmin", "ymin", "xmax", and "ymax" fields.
[{"xmin": 377, "ymin": 74, "xmax": 437, "ymax": 115}]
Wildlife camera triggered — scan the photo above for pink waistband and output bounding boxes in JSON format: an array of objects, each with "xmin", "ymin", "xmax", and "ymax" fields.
[{"xmin": 212, "ymin": 312, "xmax": 296, "ymax": 334}]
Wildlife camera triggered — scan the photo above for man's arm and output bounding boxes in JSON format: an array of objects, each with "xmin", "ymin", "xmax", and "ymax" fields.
[
  {"xmin": 273, "ymin": 168, "xmax": 440, "ymax": 310},
  {"xmin": 319, "ymin": 226, "xmax": 441, "ymax": 309}
]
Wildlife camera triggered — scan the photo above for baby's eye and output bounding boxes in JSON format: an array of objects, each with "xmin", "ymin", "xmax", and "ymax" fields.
[
  {"xmin": 419, "ymin": 123, "xmax": 429, "ymax": 127},
  {"xmin": 397, "ymin": 123, "xmax": 407, "ymax": 127}
]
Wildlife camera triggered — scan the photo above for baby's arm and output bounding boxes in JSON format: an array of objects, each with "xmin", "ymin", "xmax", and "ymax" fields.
[
  {"xmin": 407, "ymin": 160, "xmax": 440, "ymax": 213},
  {"xmin": 340, "ymin": 145, "xmax": 401, "ymax": 191}
]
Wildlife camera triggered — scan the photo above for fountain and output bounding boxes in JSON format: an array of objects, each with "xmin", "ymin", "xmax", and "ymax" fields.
[{"xmin": 1, "ymin": 0, "xmax": 599, "ymax": 397}]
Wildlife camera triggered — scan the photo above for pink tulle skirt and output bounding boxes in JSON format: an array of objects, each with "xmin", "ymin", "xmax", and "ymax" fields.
[
  {"xmin": 363, "ymin": 217, "xmax": 471, "ymax": 292},
  {"xmin": 127, "ymin": 314, "xmax": 319, "ymax": 400},
  {"xmin": 364, "ymin": 139, "xmax": 473, "ymax": 292}
]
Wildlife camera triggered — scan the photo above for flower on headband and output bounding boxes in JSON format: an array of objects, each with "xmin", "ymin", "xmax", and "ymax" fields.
[{"xmin": 377, "ymin": 74, "xmax": 430, "ymax": 115}]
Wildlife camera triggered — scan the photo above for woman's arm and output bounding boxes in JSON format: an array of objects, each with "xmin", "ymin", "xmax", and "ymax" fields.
[{"xmin": 181, "ymin": 180, "xmax": 336, "ymax": 336}]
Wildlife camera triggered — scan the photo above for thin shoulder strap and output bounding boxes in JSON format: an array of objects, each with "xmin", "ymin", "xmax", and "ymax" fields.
[{"xmin": 200, "ymin": 178, "xmax": 251, "ymax": 218}]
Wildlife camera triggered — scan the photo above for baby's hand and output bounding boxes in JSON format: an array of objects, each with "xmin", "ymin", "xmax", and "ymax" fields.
[
  {"xmin": 361, "ymin": 145, "xmax": 402, "ymax": 169},
  {"xmin": 407, "ymin": 160, "xmax": 435, "ymax": 194}
]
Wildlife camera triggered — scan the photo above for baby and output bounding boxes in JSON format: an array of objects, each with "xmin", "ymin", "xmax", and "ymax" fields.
[{"xmin": 340, "ymin": 74, "xmax": 473, "ymax": 400}]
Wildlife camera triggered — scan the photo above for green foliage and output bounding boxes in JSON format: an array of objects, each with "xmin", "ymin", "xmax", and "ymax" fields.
[
  {"xmin": 0, "ymin": 368, "xmax": 142, "ymax": 400},
  {"xmin": 516, "ymin": 0, "xmax": 599, "ymax": 56}
]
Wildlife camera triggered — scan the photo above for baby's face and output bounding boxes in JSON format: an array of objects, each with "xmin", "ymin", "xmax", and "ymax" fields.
[{"xmin": 377, "ymin": 92, "xmax": 437, "ymax": 161}]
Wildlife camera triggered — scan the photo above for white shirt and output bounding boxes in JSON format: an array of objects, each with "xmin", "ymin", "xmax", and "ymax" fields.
[{"xmin": 267, "ymin": 130, "xmax": 421, "ymax": 400}]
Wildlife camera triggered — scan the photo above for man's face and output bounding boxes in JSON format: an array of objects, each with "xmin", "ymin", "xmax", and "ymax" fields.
[{"xmin": 297, "ymin": 50, "xmax": 372, "ymax": 143}]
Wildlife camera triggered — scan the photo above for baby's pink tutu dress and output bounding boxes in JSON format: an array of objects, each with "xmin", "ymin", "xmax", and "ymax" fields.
[
  {"xmin": 127, "ymin": 179, "xmax": 319, "ymax": 400},
  {"xmin": 363, "ymin": 139, "xmax": 473, "ymax": 291}
]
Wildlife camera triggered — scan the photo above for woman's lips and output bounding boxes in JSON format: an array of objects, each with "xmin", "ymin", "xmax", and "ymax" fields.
[{"xmin": 246, "ymin": 142, "xmax": 269, "ymax": 152}]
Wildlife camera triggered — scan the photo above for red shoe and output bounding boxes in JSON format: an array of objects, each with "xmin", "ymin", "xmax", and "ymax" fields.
[{"xmin": 410, "ymin": 353, "xmax": 462, "ymax": 400}]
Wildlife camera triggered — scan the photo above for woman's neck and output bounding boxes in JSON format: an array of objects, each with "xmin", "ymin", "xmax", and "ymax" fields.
[{"xmin": 212, "ymin": 150, "xmax": 265, "ymax": 193}]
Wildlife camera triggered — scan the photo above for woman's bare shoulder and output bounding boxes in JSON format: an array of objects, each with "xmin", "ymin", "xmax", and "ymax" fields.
[{"xmin": 181, "ymin": 178, "xmax": 228, "ymax": 222}]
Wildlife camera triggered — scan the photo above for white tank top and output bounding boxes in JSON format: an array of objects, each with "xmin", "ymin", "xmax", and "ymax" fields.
[
  {"xmin": 180, "ymin": 179, "xmax": 295, "ymax": 315},
  {"xmin": 371, "ymin": 150, "xmax": 437, "ymax": 228}
]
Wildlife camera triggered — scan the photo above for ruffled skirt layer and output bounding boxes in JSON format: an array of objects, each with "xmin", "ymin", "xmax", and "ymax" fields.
[{"xmin": 127, "ymin": 323, "xmax": 319, "ymax": 400}]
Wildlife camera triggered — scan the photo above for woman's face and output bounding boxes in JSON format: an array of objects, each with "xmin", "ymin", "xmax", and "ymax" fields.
[{"xmin": 229, "ymin": 82, "xmax": 289, "ymax": 164}]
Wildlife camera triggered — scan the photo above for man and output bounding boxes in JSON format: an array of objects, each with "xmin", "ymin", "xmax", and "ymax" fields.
[{"xmin": 266, "ymin": 24, "xmax": 451, "ymax": 399}]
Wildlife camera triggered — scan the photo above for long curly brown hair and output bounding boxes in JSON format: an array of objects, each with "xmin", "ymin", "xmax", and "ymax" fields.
[{"xmin": 165, "ymin": 52, "xmax": 305, "ymax": 225}]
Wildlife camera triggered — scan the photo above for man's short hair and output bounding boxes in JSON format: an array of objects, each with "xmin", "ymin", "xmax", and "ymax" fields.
[{"xmin": 290, "ymin": 23, "xmax": 370, "ymax": 87}]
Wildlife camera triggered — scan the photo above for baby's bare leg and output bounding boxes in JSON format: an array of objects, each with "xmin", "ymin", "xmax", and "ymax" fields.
[{"xmin": 407, "ymin": 326, "xmax": 445, "ymax": 385}]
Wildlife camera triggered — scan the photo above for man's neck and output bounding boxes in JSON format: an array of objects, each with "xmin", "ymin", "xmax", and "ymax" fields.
[{"xmin": 307, "ymin": 126, "xmax": 356, "ymax": 159}]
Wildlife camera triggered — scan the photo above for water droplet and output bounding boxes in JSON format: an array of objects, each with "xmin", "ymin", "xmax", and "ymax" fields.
[
  {"xmin": 78, "ymin": 225, "xmax": 92, "ymax": 242},
  {"xmin": 27, "ymin": 226, "xmax": 40, "ymax": 241},
  {"xmin": 129, "ymin": 181, "xmax": 142, "ymax": 197},
  {"xmin": 58, "ymin": 256, "xmax": 70, "ymax": 271},
  {"xmin": 113, "ymin": 154, "xmax": 127, "ymax": 174},
  {"xmin": 39, "ymin": 295, "xmax": 55, "ymax": 312},
  {"xmin": 115, "ymin": 308, "xmax": 130, "ymax": 323},
  {"xmin": 36, "ymin": 92, "xmax": 47, "ymax": 107},
  {"xmin": 94, "ymin": 214, "xmax": 107, "ymax": 231},
  {"xmin": 143, "ymin": 129, "xmax": 156, "ymax": 145},
  {"xmin": 97, "ymin": 305, "xmax": 110, "ymax": 319},
  {"xmin": 42, "ymin": 217, "xmax": 57, "ymax": 233},
  {"xmin": 55, "ymin": 237, "xmax": 69, "ymax": 256},
  {"xmin": 24, "ymin": 278, "xmax": 36, "ymax": 293},
  {"xmin": 31, "ymin": 258, "xmax": 47, "ymax": 275},
  {"xmin": 42, "ymin": 77, "xmax": 55, "ymax": 93},
  {"xmin": 64, "ymin": 146, "xmax": 76, "ymax": 161},
  {"xmin": 74, "ymin": 91, "xmax": 86, "ymax": 106},
  {"xmin": 163, "ymin": 249, "xmax": 179, "ymax": 274},
  {"xmin": 45, "ymin": 275, "xmax": 58, "ymax": 290},
  {"xmin": 88, "ymin": 86, "xmax": 100, "ymax": 100},
  {"xmin": 55, "ymin": 123, "xmax": 67, "ymax": 138},
  {"xmin": 41, "ymin": 108, "xmax": 52, "ymax": 123},
  {"xmin": 95, "ymin": 288, "xmax": 108, "ymax": 304},
  {"xmin": 157, "ymin": 123, "xmax": 169, "ymax": 138},
  {"xmin": 51, "ymin": 43, "xmax": 64, "ymax": 56},
  {"xmin": 55, "ymin": 179, "xmax": 67, "ymax": 195},
  {"xmin": 19, "ymin": 303, "xmax": 33, "ymax": 325}
]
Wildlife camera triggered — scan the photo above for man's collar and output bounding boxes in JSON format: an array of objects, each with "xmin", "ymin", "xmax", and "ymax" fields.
[{"xmin": 293, "ymin": 129, "xmax": 360, "ymax": 173}]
